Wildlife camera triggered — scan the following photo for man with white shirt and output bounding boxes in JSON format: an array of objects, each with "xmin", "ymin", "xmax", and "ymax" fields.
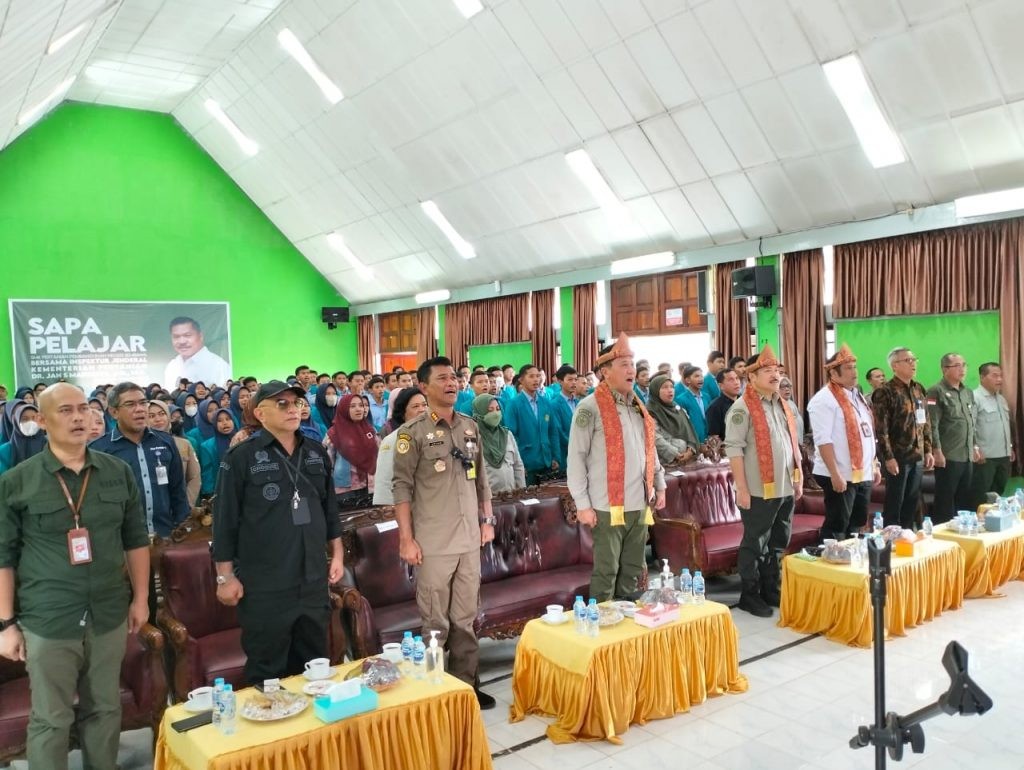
[
  {"xmin": 163, "ymin": 316, "xmax": 231, "ymax": 389},
  {"xmin": 971, "ymin": 362, "xmax": 1015, "ymax": 506},
  {"xmin": 807, "ymin": 344, "xmax": 881, "ymax": 541}
]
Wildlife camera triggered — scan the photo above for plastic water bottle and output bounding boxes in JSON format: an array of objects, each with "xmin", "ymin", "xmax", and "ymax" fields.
[
  {"xmin": 218, "ymin": 684, "xmax": 236, "ymax": 735},
  {"xmin": 1015, "ymin": 487, "xmax": 1023, "ymax": 509},
  {"xmin": 412, "ymin": 635, "xmax": 426, "ymax": 679},
  {"xmin": 211, "ymin": 677, "xmax": 224, "ymax": 730},
  {"xmin": 400, "ymin": 631, "xmax": 414, "ymax": 673},
  {"xmin": 586, "ymin": 598, "xmax": 599, "ymax": 638},
  {"xmin": 679, "ymin": 568, "xmax": 693, "ymax": 604},
  {"xmin": 573, "ymin": 595, "xmax": 586, "ymax": 635},
  {"xmin": 692, "ymin": 570, "xmax": 705, "ymax": 605},
  {"xmin": 872, "ymin": 511, "xmax": 884, "ymax": 534},
  {"xmin": 922, "ymin": 516, "xmax": 933, "ymax": 538}
]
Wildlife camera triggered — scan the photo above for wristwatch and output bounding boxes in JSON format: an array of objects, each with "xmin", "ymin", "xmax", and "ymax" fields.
[
  {"xmin": 480, "ymin": 515, "xmax": 497, "ymax": 526},
  {"xmin": 215, "ymin": 574, "xmax": 233, "ymax": 586},
  {"xmin": 0, "ymin": 616, "xmax": 18, "ymax": 632}
]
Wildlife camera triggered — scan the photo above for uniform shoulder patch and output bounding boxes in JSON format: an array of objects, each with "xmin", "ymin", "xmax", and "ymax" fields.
[
  {"xmin": 574, "ymin": 408, "xmax": 592, "ymax": 428},
  {"xmin": 731, "ymin": 411, "xmax": 746, "ymax": 424},
  {"xmin": 396, "ymin": 438, "xmax": 411, "ymax": 455}
]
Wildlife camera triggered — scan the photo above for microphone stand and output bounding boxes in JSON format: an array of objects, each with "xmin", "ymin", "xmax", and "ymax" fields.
[{"xmin": 848, "ymin": 537, "xmax": 993, "ymax": 769}]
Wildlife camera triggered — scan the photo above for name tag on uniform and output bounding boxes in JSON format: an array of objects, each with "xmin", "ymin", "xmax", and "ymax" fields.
[
  {"xmin": 466, "ymin": 461, "xmax": 476, "ymax": 481},
  {"xmin": 68, "ymin": 527, "xmax": 92, "ymax": 565},
  {"xmin": 860, "ymin": 421, "xmax": 871, "ymax": 438},
  {"xmin": 292, "ymin": 496, "xmax": 311, "ymax": 526},
  {"xmin": 155, "ymin": 463, "xmax": 169, "ymax": 485},
  {"xmin": 915, "ymin": 400, "xmax": 926, "ymax": 425}
]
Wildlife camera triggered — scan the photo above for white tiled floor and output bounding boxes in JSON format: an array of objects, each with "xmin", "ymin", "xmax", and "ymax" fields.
[{"xmin": 22, "ymin": 580, "xmax": 1024, "ymax": 768}]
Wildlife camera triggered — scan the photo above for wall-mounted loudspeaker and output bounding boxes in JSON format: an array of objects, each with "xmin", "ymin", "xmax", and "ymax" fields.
[
  {"xmin": 696, "ymin": 269, "xmax": 708, "ymax": 315},
  {"xmin": 730, "ymin": 266, "xmax": 776, "ymax": 299}
]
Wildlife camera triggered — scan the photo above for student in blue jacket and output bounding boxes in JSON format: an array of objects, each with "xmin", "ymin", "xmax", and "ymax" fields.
[
  {"xmin": 548, "ymin": 364, "xmax": 579, "ymax": 471},
  {"xmin": 504, "ymin": 364, "xmax": 560, "ymax": 484},
  {"xmin": 674, "ymin": 365, "xmax": 712, "ymax": 442},
  {"xmin": 198, "ymin": 408, "xmax": 237, "ymax": 496}
]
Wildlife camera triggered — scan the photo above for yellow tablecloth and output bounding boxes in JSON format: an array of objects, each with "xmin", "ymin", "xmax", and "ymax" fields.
[
  {"xmin": 933, "ymin": 523, "xmax": 1024, "ymax": 598},
  {"xmin": 779, "ymin": 539, "xmax": 965, "ymax": 647},
  {"xmin": 510, "ymin": 601, "xmax": 747, "ymax": 744},
  {"xmin": 154, "ymin": 666, "xmax": 493, "ymax": 770}
]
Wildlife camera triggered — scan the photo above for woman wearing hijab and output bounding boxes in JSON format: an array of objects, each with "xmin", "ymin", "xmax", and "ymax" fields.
[
  {"xmin": 185, "ymin": 397, "xmax": 218, "ymax": 452},
  {"xmin": 0, "ymin": 402, "xmax": 47, "ymax": 475},
  {"xmin": 647, "ymin": 373, "xmax": 700, "ymax": 466},
  {"xmin": 298, "ymin": 397, "xmax": 324, "ymax": 441},
  {"xmin": 87, "ymin": 407, "xmax": 106, "ymax": 441},
  {"xmin": 228, "ymin": 384, "xmax": 251, "ymax": 428},
  {"xmin": 472, "ymin": 394, "xmax": 525, "ymax": 493},
  {"xmin": 373, "ymin": 388, "xmax": 429, "ymax": 506},
  {"xmin": 312, "ymin": 383, "xmax": 339, "ymax": 436},
  {"xmin": 148, "ymin": 400, "xmax": 201, "ymax": 507},
  {"xmin": 175, "ymin": 392, "xmax": 200, "ymax": 434},
  {"xmin": 198, "ymin": 407, "xmax": 238, "ymax": 497},
  {"xmin": 324, "ymin": 393, "xmax": 378, "ymax": 496},
  {"xmin": 14, "ymin": 387, "xmax": 35, "ymax": 405}
]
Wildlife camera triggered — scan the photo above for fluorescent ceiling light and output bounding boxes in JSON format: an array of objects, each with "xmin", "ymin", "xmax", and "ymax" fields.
[
  {"xmin": 453, "ymin": 0, "xmax": 484, "ymax": 18},
  {"xmin": 326, "ymin": 232, "xmax": 373, "ymax": 280},
  {"xmin": 17, "ymin": 76, "xmax": 75, "ymax": 127},
  {"xmin": 421, "ymin": 201, "xmax": 476, "ymax": 259},
  {"xmin": 47, "ymin": 1, "xmax": 119, "ymax": 55},
  {"xmin": 954, "ymin": 187, "xmax": 1024, "ymax": 218},
  {"xmin": 823, "ymin": 54, "xmax": 905, "ymax": 169},
  {"xmin": 416, "ymin": 289, "xmax": 451, "ymax": 304},
  {"xmin": 610, "ymin": 252, "xmax": 676, "ymax": 276},
  {"xmin": 204, "ymin": 99, "xmax": 259, "ymax": 156},
  {"xmin": 565, "ymin": 149, "xmax": 628, "ymax": 219},
  {"xmin": 277, "ymin": 29, "xmax": 343, "ymax": 105}
]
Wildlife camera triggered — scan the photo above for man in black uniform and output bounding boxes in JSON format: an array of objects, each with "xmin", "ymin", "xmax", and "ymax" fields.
[{"xmin": 213, "ymin": 380, "xmax": 343, "ymax": 683}]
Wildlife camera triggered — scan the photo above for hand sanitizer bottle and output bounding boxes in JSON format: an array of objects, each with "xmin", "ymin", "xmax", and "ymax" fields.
[
  {"xmin": 661, "ymin": 558, "xmax": 674, "ymax": 591},
  {"xmin": 425, "ymin": 630, "xmax": 444, "ymax": 684}
]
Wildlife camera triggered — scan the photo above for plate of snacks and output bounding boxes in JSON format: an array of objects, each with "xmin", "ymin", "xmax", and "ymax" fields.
[
  {"xmin": 240, "ymin": 690, "xmax": 309, "ymax": 722},
  {"xmin": 345, "ymin": 656, "xmax": 403, "ymax": 692},
  {"xmin": 611, "ymin": 600, "xmax": 637, "ymax": 618},
  {"xmin": 597, "ymin": 606, "xmax": 624, "ymax": 627}
]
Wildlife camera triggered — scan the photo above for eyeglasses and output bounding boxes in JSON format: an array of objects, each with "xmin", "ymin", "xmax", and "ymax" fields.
[
  {"xmin": 118, "ymin": 399, "xmax": 149, "ymax": 410},
  {"xmin": 942, "ymin": 362, "xmax": 966, "ymax": 369},
  {"xmin": 272, "ymin": 399, "xmax": 301, "ymax": 411},
  {"xmin": 894, "ymin": 357, "xmax": 917, "ymax": 364}
]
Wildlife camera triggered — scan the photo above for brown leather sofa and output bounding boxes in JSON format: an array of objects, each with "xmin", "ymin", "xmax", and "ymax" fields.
[
  {"xmin": 156, "ymin": 540, "xmax": 350, "ymax": 701},
  {"xmin": 341, "ymin": 490, "xmax": 593, "ymax": 658},
  {"xmin": 0, "ymin": 624, "xmax": 168, "ymax": 764}
]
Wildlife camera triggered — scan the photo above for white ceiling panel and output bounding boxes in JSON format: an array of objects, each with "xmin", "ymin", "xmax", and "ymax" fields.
[{"xmin": 2, "ymin": 0, "xmax": 1023, "ymax": 305}]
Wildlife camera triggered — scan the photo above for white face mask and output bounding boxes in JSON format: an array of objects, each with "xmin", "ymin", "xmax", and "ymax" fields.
[
  {"xmin": 20, "ymin": 421, "xmax": 40, "ymax": 437},
  {"xmin": 325, "ymin": 394, "xmax": 339, "ymax": 407},
  {"xmin": 185, "ymin": 405, "xmax": 199, "ymax": 417}
]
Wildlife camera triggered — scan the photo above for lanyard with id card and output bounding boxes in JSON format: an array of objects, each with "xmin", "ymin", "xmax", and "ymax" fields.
[
  {"xmin": 154, "ymin": 448, "xmax": 169, "ymax": 486},
  {"xmin": 55, "ymin": 468, "xmax": 93, "ymax": 565},
  {"xmin": 274, "ymin": 448, "xmax": 312, "ymax": 526}
]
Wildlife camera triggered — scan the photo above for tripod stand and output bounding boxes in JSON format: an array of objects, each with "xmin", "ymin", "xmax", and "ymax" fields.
[{"xmin": 848, "ymin": 537, "xmax": 993, "ymax": 768}]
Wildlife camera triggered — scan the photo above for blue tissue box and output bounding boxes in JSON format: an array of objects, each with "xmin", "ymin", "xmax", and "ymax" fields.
[
  {"xmin": 984, "ymin": 510, "xmax": 1016, "ymax": 532},
  {"xmin": 313, "ymin": 685, "xmax": 378, "ymax": 723}
]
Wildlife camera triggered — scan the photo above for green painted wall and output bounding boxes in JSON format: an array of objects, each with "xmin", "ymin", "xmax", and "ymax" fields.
[
  {"xmin": 754, "ymin": 256, "xmax": 780, "ymax": 353},
  {"xmin": 559, "ymin": 285, "xmax": 575, "ymax": 366},
  {"xmin": 0, "ymin": 102, "xmax": 355, "ymax": 388},
  {"xmin": 437, "ymin": 305, "xmax": 446, "ymax": 356},
  {"xmin": 467, "ymin": 342, "xmax": 532, "ymax": 370},
  {"xmin": 834, "ymin": 311, "xmax": 999, "ymax": 390}
]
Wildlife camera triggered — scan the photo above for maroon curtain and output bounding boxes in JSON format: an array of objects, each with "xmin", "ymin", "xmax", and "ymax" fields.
[
  {"xmin": 833, "ymin": 222, "xmax": 1001, "ymax": 318},
  {"xmin": 531, "ymin": 289, "xmax": 557, "ymax": 376},
  {"xmin": 415, "ymin": 308, "xmax": 437, "ymax": 364},
  {"xmin": 996, "ymin": 219, "xmax": 1024, "ymax": 470},
  {"xmin": 714, "ymin": 261, "xmax": 751, "ymax": 360},
  {"xmin": 572, "ymin": 283, "xmax": 599, "ymax": 373},
  {"xmin": 443, "ymin": 294, "xmax": 530, "ymax": 367},
  {"xmin": 781, "ymin": 249, "xmax": 826, "ymax": 407},
  {"xmin": 357, "ymin": 315, "xmax": 377, "ymax": 372}
]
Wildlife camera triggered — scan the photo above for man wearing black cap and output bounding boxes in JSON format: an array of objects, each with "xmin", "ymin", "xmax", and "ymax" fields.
[{"xmin": 213, "ymin": 381, "xmax": 343, "ymax": 683}]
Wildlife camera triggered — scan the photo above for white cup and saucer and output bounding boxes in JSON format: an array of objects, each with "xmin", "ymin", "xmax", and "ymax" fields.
[
  {"xmin": 381, "ymin": 643, "xmax": 403, "ymax": 665},
  {"xmin": 541, "ymin": 604, "xmax": 567, "ymax": 625},
  {"xmin": 303, "ymin": 657, "xmax": 336, "ymax": 681},
  {"xmin": 184, "ymin": 686, "xmax": 213, "ymax": 712}
]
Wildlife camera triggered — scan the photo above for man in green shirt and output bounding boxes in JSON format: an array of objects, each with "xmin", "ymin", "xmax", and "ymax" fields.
[
  {"xmin": 0, "ymin": 383, "xmax": 150, "ymax": 769},
  {"xmin": 926, "ymin": 353, "xmax": 977, "ymax": 524}
]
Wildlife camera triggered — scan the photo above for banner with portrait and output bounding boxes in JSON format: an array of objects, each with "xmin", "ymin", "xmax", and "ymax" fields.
[{"xmin": 8, "ymin": 300, "xmax": 232, "ymax": 390}]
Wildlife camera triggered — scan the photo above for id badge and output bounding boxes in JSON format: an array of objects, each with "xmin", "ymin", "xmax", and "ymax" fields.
[
  {"xmin": 67, "ymin": 527, "xmax": 92, "ymax": 565},
  {"xmin": 155, "ymin": 464, "xmax": 169, "ymax": 485},
  {"xmin": 291, "ymin": 497, "xmax": 312, "ymax": 526},
  {"xmin": 860, "ymin": 421, "xmax": 872, "ymax": 438},
  {"xmin": 915, "ymin": 407, "xmax": 926, "ymax": 425},
  {"xmin": 466, "ymin": 461, "xmax": 476, "ymax": 481}
]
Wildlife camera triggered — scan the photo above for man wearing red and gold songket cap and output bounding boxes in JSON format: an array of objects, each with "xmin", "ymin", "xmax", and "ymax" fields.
[
  {"xmin": 723, "ymin": 345, "xmax": 802, "ymax": 617},
  {"xmin": 566, "ymin": 333, "xmax": 666, "ymax": 601}
]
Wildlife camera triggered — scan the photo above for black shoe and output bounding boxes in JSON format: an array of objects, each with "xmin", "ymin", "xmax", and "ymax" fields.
[
  {"xmin": 738, "ymin": 589, "xmax": 773, "ymax": 617},
  {"xmin": 760, "ymin": 580, "xmax": 781, "ymax": 608},
  {"xmin": 475, "ymin": 689, "xmax": 496, "ymax": 710}
]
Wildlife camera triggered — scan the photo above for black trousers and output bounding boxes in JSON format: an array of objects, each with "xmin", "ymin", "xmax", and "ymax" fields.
[
  {"xmin": 882, "ymin": 461, "xmax": 922, "ymax": 529},
  {"xmin": 737, "ymin": 495, "xmax": 794, "ymax": 585},
  {"xmin": 969, "ymin": 457, "xmax": 1011, "ymax": 508},
  {"xmin": 814, "ymin": 475, "xmax": 873, "ymax": 540},
  {"xmin": 931, "ymin": 460, "xmax": 973, "ymax": 524},
  {"xmin": 237, "ymin": 581, "xmax": 331, "ymax": 684}
]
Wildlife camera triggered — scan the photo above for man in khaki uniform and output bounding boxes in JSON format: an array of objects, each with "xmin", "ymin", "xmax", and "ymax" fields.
[
  {"xmin": 392, "ymin": 356, "xmax": 496, "ymax": 709},
  {"xmin": 567, "ymin": 333, "xmax": 666, "ymax": 602},
  {"xmin": 724, "ymin": 345, "xmax": 803, "ymax": 617},
  {"xmin": 926, "ymin": 352, "xmax": 977, "ymax": 523}
]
